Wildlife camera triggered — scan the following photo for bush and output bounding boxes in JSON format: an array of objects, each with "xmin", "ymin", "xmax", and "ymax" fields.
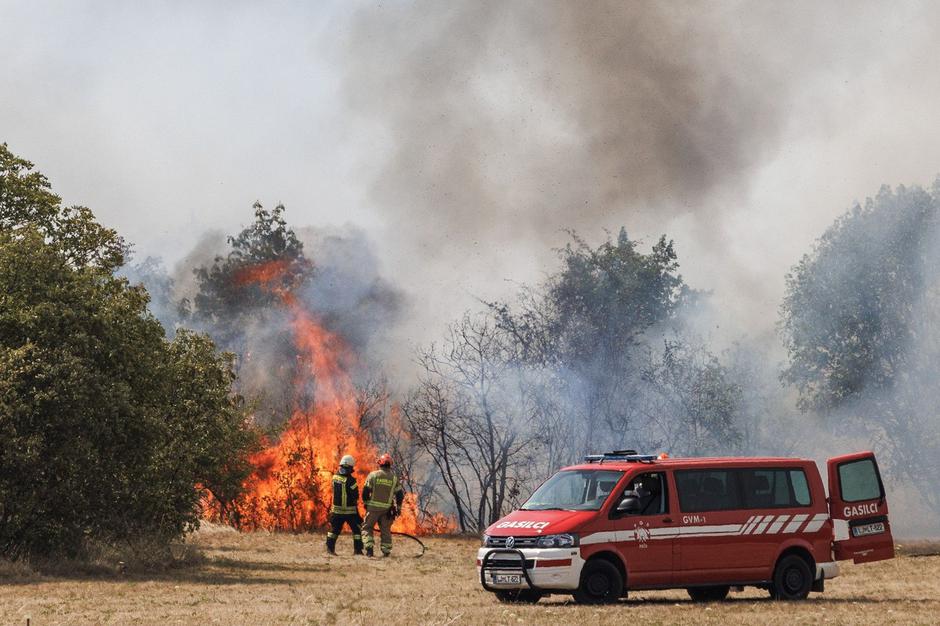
[{"xmin": 0, "ymin": 144, "xmax": 259, "ymax": 560}]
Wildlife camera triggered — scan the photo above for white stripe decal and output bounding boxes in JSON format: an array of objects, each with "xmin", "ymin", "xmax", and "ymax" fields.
[
  {"xmin": 753, "ymin": 515, "xmax": 775, "ymax": 534},
  {"xmin": 746, "ymin": 515, "xmax": 770, "ymax": 534},
  {"xmin": 754, "ymin": 515, "xmax": 773, "ymax": 533},
  {"xmin": 783, "ymin": 514, "xmax": 810, "ymax": 533},
  {"xmin": 581, "ymin": 513, "xmax": 827, "ymax": 545},
  {"xmin": 678, "ymin": 524, "xmax": 743, "ymax": 536},
  {"xmin": 581, "ymin": 531, "xmax": 619, "ymax": 545},
  {"xmin": 767, "ymin": 515, "xmax": 791, "ymax": 534},
  {"xmin": 802, "ymin": 513, "xmax": 829, "ymax": 533},
  {"xmin": 739, "ymin": 515, "xmax": 757, "ymax": 534}
]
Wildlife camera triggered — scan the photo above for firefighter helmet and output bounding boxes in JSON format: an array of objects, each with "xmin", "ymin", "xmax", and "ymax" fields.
[
  {"xmin": 377, "ymin": 453, "xmax": 393, "ymax": 467},
  {"xmin": 340, "ymin": 454, "xmax": 355, "ymax": 468}
]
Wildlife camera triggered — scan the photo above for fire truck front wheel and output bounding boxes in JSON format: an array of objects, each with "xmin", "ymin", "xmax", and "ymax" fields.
[
  {"xmin": 494, "ymin": 589, "xmax": 543, "ymax": 604},
  {"xmin": 770, "ymin": 554, "xmax": 813, "ymax": 601},
  {"xmin": 573, "ymin": 559, "xmax": 623, "ymax": 604}
]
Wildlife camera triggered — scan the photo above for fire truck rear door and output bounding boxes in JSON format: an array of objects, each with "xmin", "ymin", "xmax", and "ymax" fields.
[{"xmin": 827, "ymin": 451, "xmax": 894, "ymax": 564}]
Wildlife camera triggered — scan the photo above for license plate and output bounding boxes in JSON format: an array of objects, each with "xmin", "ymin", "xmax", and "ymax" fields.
[
  {"xmin": 852, "ymin": 522, "xmax": 885, "ymax": 537},
  {"xmin": 493, "ymin": 574, "xmax": 522, "ymax": 585}
]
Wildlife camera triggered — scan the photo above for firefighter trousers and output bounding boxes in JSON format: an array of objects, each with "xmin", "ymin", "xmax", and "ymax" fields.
[
  {"xmin": 326, "ymin": 513, "xmax": 363, "ymax": 554},
  {"xmin": 363, "ymin": 508, "xmax": 393, "ymax": 555}
]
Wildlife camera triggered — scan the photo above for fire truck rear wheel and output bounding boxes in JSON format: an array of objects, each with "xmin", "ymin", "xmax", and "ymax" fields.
[
  {"xmin": 686, "ymin": 586, "xmax": 730, "ymax": 602},
  {"xmin": 573, "ymin": 559, "xmax": 623, "ymax": 604},
  {"xmin": 494, "ymin": 589, "xmax": 543, "ymax": 604},
  {"xmin": 770, "ymin": 554, "xmax": 813, "ymax": 600}
]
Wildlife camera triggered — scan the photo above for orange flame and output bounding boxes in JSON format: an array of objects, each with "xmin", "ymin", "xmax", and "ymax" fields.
[{"xmin": 204, "ymin": 259, "xmax": 452, "ymax": 535}]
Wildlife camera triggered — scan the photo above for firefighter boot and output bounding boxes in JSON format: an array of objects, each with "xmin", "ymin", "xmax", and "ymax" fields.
[
  {"xmin": 326, "ymin": 534, "xmax": 337, "ymax": 555},
  {"xmin": 366, "ymin": 547, "xmax": 374, "ymax": 557}
]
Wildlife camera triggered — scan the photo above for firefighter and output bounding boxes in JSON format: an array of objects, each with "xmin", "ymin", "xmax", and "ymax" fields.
[
  {"xmin": 361, "ymin": 453, "xmax": 405, "ymax": 557},
  {"xmin": 326, "ymin": 454, "xmax": 363, "ymax": 555}
]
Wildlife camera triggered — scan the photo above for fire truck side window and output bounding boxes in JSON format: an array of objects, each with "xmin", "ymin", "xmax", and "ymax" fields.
[
  {"xmin": 622, "ymin": 472, "xmax": 668, "ymax": 515},
  {"xmin": 739, "ymin": 469, "xmax": 811, "ymax": 508},
  {"xmin": 789, "ymin": 470, "xmax": 811, "ymax": 506},
  {"xmin": 675, "ymin": 470, "xmax": 742, "ymax": 512}
]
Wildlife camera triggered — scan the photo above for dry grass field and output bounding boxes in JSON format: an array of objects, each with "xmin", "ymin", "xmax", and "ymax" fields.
[{"xmin": 2, "ymin": 526, "xmax": 939, "ymax": 625}]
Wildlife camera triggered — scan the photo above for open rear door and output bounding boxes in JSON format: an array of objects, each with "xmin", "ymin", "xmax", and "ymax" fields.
[{"xmin": 827, "ymin": 451, "xmax": 894, "ymax": 564}]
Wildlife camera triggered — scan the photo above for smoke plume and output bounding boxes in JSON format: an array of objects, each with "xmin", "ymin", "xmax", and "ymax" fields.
[{"xmin": 338, "ymin": 1, "xmax": 940, "ymax": 348}]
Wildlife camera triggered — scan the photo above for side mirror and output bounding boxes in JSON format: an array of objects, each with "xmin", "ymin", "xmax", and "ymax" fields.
[{"xmin": 616, "ymin": 495, "xmax": 642, "ymax": 514}]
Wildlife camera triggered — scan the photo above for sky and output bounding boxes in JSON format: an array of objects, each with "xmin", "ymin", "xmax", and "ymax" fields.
[{"xmin": 3, "ymin": 1, "xmax": 940, "ymax": 352}]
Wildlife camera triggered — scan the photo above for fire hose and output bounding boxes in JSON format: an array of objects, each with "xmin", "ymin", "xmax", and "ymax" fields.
[{"xmin": 390, "ymin": 531, "xmax": 426, "ymax": 558}]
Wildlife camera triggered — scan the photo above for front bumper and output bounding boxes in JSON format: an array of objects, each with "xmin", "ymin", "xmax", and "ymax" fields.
[
  {"xmin": 816, "ymin": 561, "xmax": 840, "ymax": 580},
  {"xmin": 477, "ymin": 546, "xmax": 583, "ymax": 591}
]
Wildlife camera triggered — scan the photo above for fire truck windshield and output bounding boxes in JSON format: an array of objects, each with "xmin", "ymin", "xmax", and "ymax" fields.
[{"xmin": 522, "ymin": 469, "xmax": 624, "ymax": 511}]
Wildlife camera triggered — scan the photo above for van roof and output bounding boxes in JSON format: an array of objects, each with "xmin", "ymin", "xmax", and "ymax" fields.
[{"xmin": 563, "ymin": 456, "xmax": 813, "ymax": 472}]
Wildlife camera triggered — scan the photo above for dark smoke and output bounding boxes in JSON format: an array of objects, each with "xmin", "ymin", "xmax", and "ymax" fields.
[
  {"xmin": 296, "ymin": 225, "xmax": 406, "ymax": 365},
  {"xmin": 342, "ymin": 1, "xmax": 788, "ymax": 256}
]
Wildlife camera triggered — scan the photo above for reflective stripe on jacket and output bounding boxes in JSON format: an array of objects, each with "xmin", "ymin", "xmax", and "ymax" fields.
[
  {"xmin": 331, "ymin": 473, "xmax": 358, "ymax": 514},
  {"xmin": 363, "ymin": 469, "xmax": 404, "ymax": 511}
]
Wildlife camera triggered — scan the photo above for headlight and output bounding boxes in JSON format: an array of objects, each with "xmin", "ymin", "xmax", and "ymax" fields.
[
  {"xmin": 536, "ymin": 533, "xmax": 578, "ymax": 548},
  {"xmin": 482, "ymin": 534, "xmax": 491, "ymax": 546}
]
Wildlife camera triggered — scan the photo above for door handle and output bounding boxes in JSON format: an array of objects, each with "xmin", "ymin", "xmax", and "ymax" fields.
[{"xmin": 663, "ymin": 517, "xmax": 673, "ymax": 523}]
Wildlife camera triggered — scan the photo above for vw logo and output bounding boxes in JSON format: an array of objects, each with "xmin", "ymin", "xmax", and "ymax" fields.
[{"xmin": 506, "ymin": 536, "xmax": 515, "ymax": 549}]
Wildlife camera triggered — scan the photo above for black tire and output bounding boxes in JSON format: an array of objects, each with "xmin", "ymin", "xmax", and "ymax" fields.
[
  {"xmin": 573, "ymin": 559, "xmax": 624, "ymax": 604},
  {"xmin": 687, "ymin": 586, "xmax": 730, "ymax": 602},
  {"xmin": 494, "ymin": 589, "xmax": 543, "ymax": 604},
  {"xmin": 769, "ymin": 554, "xmax": 813, "ymax": 601}
]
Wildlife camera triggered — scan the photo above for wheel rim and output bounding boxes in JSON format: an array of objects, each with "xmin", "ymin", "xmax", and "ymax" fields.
[
  {"xmin": 586, "ymin": 572, "xmax": 611, "ymax": 597},
  {"xmin": 783, "ymin": 566, "xmax": 804, "ymax": 594}
]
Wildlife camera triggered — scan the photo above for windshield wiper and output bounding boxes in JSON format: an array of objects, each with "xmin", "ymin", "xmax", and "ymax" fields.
[{"xmin": 522, "ymin": 506, "xmax": 565, "ymax": 511}]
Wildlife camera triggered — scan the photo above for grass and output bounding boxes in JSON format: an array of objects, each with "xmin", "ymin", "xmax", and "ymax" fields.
[{"xmin": 2, "ymin": 526, "xmax": 939, "ymax": 625}]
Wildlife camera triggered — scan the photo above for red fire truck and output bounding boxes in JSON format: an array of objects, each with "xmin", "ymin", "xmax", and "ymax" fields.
[{"xmin": 477, "ymin": 450, "xmax": 893, "ymax": 603}]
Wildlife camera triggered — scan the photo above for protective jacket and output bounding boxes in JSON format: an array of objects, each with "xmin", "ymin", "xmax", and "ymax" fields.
[
  {"xmin": 362, "ymin": 468, "xmax": 405, "ymax": 512},
  {"xmin": 331, "ymin": 471, "xmax": 359, "ymax": 514}
]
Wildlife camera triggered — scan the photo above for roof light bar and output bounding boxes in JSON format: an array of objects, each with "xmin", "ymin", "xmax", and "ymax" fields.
[{"xmin": 583, "ymin": 452, "xmax": 657, "ymax": 463}]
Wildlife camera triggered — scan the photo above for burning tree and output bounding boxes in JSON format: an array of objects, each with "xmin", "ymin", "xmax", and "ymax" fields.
[
  {"xmin": 195, "ymin": 207, "xmax": 450, "ymax": 534},
  {"xmin": 185, "ymin": 203, "xmax": 314, "ymax": 428}
]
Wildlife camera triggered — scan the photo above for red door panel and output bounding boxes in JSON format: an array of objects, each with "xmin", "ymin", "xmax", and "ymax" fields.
[
  {"xmin": 827, "ymin": 451, "xmax": 894, "ymax": 564},
  {"xmin": 610, "ymin": 470, "xmax": 676, "ymax": 587}
]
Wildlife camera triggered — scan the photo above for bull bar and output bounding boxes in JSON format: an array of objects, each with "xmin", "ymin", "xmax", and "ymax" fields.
[{"xmin": 479, "ymin": 548, "xmax": 542, "ymax": 592}]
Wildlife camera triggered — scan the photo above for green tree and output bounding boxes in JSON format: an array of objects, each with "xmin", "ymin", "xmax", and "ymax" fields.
[
  {"xmin": 161, "ymin": 330, "xmax": 262, "ymax": 529},
  {"xmin": 780, "ymin": 183, "xmax": 940, "ymax": 512},
  {"xmin": 780, "ymin": 185, "xmax": 937, "ymax": 410},
  {"xmin": 549, "ymin": 228, "xmax": 685, "ymax": 361},
  {"xmin": 0, "ymin": 143, "xmax": 125, "ymax": 271},
  {"xmin": 491, "ymin": 228, "xmax": 690, "ymax": 454},
  {"xmin": 641, "ymin": 339, "xmax": 743, "ymax": 456},
  {"xmin": 0, "ymin": 145, "xmax": 258, "ymax": 560}
]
